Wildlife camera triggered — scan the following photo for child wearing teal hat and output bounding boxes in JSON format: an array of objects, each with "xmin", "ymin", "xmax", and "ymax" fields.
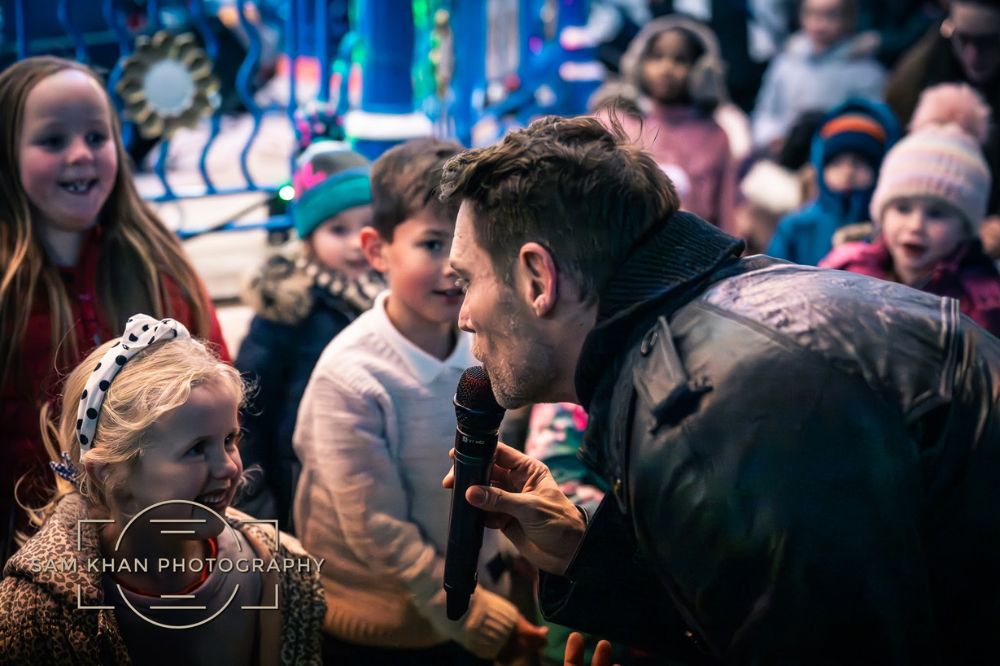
[
  {"xmin": 291, "ymin": 140, "xmax": 375, "ymax": 274},
  {"xmin": 234, "ymin": 141, "xmax": 385, "ymax": 531}
]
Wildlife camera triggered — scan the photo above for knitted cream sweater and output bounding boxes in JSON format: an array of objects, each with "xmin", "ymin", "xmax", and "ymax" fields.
[{"xmin": 293, "ymin": 291, "xmax": 518, "ymax": 658}]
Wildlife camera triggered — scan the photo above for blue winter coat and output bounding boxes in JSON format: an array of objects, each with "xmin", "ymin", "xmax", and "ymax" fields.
[
  {"xmin": 235, "ymin": 252, "xmax": 383, "ymax": 531},
  {"xmin": 767, "ymin": 98, "xmax": 900, "ymax": 265}
]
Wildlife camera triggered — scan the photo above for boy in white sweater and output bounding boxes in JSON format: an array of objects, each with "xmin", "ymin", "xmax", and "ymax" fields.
[{"xmin": 293, "ymin": 138, "xmax": 546, "ymax": 664}]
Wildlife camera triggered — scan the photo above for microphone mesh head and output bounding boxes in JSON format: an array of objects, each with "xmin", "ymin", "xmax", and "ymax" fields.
[{"xmin": 455, "ymin": 367, "xmax": 504, "ymax": 429}]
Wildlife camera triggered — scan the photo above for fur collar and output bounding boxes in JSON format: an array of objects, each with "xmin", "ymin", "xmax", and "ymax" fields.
[{"xmin": 243, "ymin": 245, "xmax": 384, "ymax": 325}]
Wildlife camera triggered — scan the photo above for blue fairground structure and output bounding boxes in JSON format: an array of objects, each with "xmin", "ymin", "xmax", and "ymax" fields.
[{"xmin": 1, "ymin": 0, "xmax": 604, "ymax": 239}]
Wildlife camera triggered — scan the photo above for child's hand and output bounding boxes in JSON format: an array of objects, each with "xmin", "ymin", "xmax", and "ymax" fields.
[
  {"xmin": 563, "ymin": 632, "xmax": 616, "ymax": 666},
  {"xmin": 497, "ymin": 614, "xmax": 548, "ymax": 663},
  {"xmin": 980, "ymin": 216, "xmax": 1000, "ymax": 259}
]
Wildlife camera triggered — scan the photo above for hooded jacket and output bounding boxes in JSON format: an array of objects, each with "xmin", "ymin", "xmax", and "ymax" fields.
[
  {"xmin": 234, "ymin": 248, "xmax": 383, "ymax": 530},
  {"xmin": 767, "ymin": 98, "xmax": 901, "ymax": 265},
  {"xmin": 539, "ymin": 212, "xmax": 1000, "ymax": 663},
  {"xmin": 0, "ymin": 493, "xmax": 325, "ymax": 665},
  {"xmin": 752, "ymin": 31, "xmax": 887, "ymax": 148},
  {"xmin": 619, "ymin": 16, "xmax": 742, "ymax": 233}
]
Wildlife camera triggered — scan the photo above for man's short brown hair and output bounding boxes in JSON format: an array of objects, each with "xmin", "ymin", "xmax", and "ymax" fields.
[
  {"xmin": 440, "ymin": 115, "xmax": 679, "ymax": 302},
  {"xmin": 371, "ymin": 137, "xmax": 463, "ymax": 239}
]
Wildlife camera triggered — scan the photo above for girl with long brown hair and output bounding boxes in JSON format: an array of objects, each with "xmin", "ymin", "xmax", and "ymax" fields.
[{"xmin": 0, "ymin": 56, "xmax": 228, "ymax": 564}]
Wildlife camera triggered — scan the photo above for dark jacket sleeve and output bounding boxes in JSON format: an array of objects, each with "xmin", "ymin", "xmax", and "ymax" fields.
[
  {"xmin": 234, "ymin": 316, "xmax": 291, "ymax": 507},
  {"xmin": 538, "ymin": 497, "xmax": 712, "ymax": 660}
]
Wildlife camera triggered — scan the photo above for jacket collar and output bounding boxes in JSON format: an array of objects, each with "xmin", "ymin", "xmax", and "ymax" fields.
[
  {"xmin": 575, "ymin": 212, "xmax": 744, "ymax": 409},
  {"xmin": 371, "ymin": 290, "xmax": 475, "ymax": 385}
]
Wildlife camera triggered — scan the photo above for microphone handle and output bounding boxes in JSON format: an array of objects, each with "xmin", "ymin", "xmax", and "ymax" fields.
[{"xmin": 444, "ymin": 425, "xmax": 498, "ymax": 620}]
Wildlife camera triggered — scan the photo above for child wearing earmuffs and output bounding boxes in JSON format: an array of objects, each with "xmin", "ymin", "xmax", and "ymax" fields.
[{"xmin": 619, "ymin": 16, "xmax": 742, "ymax": 233}]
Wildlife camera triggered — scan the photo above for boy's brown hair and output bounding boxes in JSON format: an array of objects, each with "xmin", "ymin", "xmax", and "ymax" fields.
[
  {"xmin": 370, "ymin": 137, "xmax": 464, "ymax": 239},
  {"xmin": 440, "ymin": 115, "xmax": 679, "ymax": 303}
]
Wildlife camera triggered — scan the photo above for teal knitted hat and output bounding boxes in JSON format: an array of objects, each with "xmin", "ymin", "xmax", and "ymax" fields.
[{"xmin": 291, "ymin": 141, "xmax": 372, "ymax": 238}]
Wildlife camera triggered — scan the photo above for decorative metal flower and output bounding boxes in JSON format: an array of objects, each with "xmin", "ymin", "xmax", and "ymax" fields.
[{"xmin": 116, "ymin": 31, "xmax": 220, "ymax": 139}]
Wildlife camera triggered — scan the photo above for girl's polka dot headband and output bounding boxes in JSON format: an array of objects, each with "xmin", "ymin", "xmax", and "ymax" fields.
[{"xmin": 76, "ymin": 313, "xmax": 191, "ymax": 452}]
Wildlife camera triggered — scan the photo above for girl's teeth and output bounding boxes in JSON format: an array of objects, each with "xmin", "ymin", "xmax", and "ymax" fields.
[{"xmin": 62, "ymin": 180, "xmax": 92, "ymax": 193}]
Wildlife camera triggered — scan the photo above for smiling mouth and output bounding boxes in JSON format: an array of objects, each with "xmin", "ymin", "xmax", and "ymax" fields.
[
  {"xmin": 433, "ymin": 288, "xmax": 464, "ymax": 298},
  {"xmin": 59, "ymin": 179, "xmax": 98, "ymax": 194},
  {"xmin": 195, "ymin": 489, "xmax": 229, "ymax": 508}
]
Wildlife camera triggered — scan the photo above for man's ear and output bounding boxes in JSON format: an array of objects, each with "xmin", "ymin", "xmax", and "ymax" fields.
[
  {"xmin": 360, "ymin": 226, "xmax": 389, "ymax": 273},
  {"xmin": 517, "ymin": 242, "xmax": 558, "ymax": 317}
]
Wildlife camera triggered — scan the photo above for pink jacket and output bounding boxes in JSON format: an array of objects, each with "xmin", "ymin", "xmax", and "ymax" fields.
[
  {"xmin": 641, "ymin": 105, "xmax": 738, "ymax": 234},
  {"xmin": 821, "ymin": 237, "xmax": 1000, "ymax": 337}
]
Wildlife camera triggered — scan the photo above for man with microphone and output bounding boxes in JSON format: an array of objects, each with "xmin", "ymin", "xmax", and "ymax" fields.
[{"xmin": 441, "ymin": 115, "xmax": 1000, "ymax": 664}]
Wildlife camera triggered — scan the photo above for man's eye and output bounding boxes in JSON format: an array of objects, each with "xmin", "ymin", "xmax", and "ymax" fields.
[{"xmin": 454, "ymin": 277, "xmax": 469, "ymax": 293}]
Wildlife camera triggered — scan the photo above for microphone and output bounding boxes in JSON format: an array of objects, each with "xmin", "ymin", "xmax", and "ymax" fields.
[{"xmin": 444, "ymin": 366, "xmax": 505, "ymax": 621}]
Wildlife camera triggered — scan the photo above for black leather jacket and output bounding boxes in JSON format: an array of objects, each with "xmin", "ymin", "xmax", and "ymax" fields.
[{"xmin": 540, "ymin": 213, "xmax": 1000, "ymax": 664}]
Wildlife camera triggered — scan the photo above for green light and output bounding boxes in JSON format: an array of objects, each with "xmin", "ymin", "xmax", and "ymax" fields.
[{"xmin": 278, "ymin": 185, "xmax": 295, "ymax": 201}]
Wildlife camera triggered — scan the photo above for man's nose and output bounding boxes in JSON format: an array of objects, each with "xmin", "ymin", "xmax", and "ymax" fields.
[{"xmin": 457, "ymin": 303, "xmax": 473, "ymax": 333}]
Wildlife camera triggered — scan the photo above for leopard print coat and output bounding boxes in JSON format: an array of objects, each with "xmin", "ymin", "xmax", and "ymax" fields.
[{"xmin": 0, "ymin": 494, "xmax": 325, "ymax": 665}]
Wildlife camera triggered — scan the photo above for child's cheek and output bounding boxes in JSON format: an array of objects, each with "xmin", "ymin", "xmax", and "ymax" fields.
[{"xmin": 231, "ymin": 450, "xmax": 245, "ymax": 478}]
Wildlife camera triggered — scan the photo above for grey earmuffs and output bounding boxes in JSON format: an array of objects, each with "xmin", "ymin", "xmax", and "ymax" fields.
[{"xmin": 620, "ymin": 15, "xmax": 729, "ymax": 108}]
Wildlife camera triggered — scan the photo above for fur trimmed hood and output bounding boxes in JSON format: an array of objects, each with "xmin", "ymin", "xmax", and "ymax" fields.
[{"xmin": 243, "ymin": 246, "xmax": 384, "ymax": 325}]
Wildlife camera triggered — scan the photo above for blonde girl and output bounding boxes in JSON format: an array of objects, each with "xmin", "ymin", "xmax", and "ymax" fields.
[
  {"xmin": 0, "ymin": 56, "xmax": 228, "ymax": 559},
  {"xmin": 0, "ymin": 315, "xmax": 323, "ymax": 664}
]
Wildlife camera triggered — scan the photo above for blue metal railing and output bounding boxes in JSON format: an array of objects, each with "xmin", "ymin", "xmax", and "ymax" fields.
[
  {"xmin": 56, "ymin": 0, "xmax": 88, "ymax": 63},
  {"xmin": 4, "ymin": 0, "xmax": 356, "ymax": 236},
  {"xmin": 187, "ymin": 0, "xmax": 221, "ymax": 195},
  {"xmin": 4, "ymin": 0, "xmax": 600, "ymax": 238}
]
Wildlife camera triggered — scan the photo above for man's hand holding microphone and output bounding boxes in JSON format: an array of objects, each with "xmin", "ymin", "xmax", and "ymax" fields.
[{"xmin": 442, "ymin": 441, "xmax": 587, "ymax": 576}]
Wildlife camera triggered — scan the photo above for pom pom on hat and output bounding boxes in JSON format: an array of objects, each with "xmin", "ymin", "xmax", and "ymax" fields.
[
  {"xmin": 909, "ymin": 83, "xmax": 991, "ymax": 144},
  {"xmin": 869, "ymin": 121, "xmax": 992, "ymax": 231}
]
